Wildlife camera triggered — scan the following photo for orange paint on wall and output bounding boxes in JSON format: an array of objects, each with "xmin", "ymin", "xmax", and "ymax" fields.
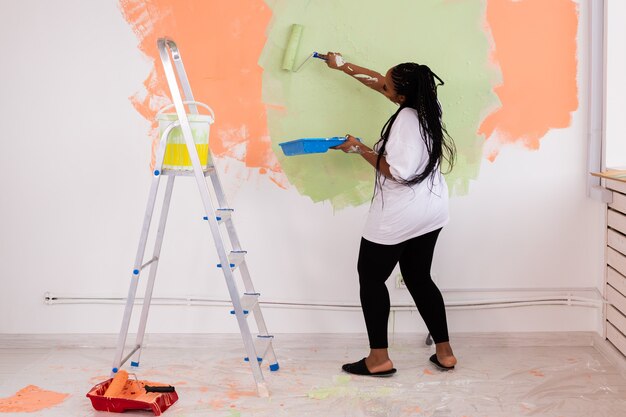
[
  {"xmin": 479, "ymin": 0, "xmax": 579, "ymax": 161},
  {"xmin": 0, "ymin": 385, "xmax": 69, "ymax": 413},
  {"xmin": 118, "ymin": 1, "xmax": 286, "ymax": 186}
]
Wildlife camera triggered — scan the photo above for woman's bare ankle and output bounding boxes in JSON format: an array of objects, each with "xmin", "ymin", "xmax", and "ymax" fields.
[
  {"xmin": 366, "ymin": 348, "xmax": 394, "ymax": 372},
  {"xmin": 435, "ymin": 342, "xmax": 457, "ymax": 367}
]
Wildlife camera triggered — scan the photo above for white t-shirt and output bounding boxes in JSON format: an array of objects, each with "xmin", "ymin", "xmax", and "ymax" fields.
[{"xmin": 362, "ymin": 107, "xmax": 449, "ymax": 245}]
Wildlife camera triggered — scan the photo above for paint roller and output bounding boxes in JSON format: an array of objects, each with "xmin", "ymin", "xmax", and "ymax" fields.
[
  {"xmin": 103, "ymin": 370, "xmax": 175, "ymax": 397},
  {"xmin": 281, "ymin": 24, "xmax": 326, "ymax": 72},
  {"xmin": 104, "ymin": 370, "xmax": 129, "ymax": 397}
]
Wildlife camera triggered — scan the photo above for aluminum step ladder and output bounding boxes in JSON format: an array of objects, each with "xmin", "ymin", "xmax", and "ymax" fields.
[{"xmin": 110, "ymin": 38, "xmax": 278, "ymax": 397}]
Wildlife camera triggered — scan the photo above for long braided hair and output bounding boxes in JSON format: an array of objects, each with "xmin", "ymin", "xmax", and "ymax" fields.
[{"xmin": 374, "ymin": 63, "xmax": 455, "ymax": 193}]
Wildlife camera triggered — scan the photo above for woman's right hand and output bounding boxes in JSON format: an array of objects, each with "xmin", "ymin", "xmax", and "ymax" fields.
[{"xmin": 322, "ymin": 52, "xmax": 345, "ymax": 70}]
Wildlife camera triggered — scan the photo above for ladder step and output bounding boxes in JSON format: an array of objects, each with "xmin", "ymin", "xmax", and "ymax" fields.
[
  {"xmin": 229, "ymin": 292, "xmax": 260, "ymax": 316},
  {"xmin": 258, "ymin": 335, "xmax": 279, "ymax": 371},
  {"xmin": 241, "ymin": 292, "xmax": 260, "ymax": 311},
  {"xmin": 217, "ymin": 250, "xmax": 247, "ymax": 269},
  {"xmin": 249, "ymin": 335, "xmax": 279, "ymax": 372},
  {"xmin": 161, "ymin": 166, "xmax": 215, "ymax": 177},
  {"xmin": 216, "ymin": 208, "xmax": 233, "ymax": 223},
  {"xmin": 203, "ymin": 208, "xmax": 234, "ymax": 223}
]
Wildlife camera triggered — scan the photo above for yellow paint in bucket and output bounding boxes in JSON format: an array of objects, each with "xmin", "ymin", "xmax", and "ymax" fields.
[
  {"xmin": 156, "ymin": 101, "xmax": 215, "ymax": 170},
  {"xmin": 163, "ymin": 143, "xmax": 210, "ymax": 167}
]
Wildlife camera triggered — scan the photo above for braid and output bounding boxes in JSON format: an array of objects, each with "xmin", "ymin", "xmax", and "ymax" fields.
[{"xmin": 374, "ymin": 63, "xmax": 455, "ymax": 194}]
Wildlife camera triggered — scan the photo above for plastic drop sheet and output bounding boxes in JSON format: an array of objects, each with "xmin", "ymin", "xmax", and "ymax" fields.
[{"xmin": 0, "ymin": 333, "xmax": 625, "ymax": 416}]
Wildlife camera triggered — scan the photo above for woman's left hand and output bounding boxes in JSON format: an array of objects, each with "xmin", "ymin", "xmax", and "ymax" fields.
[{"xmin": 332, "ymin": 134, "xmax": 362, "ymax": 153}]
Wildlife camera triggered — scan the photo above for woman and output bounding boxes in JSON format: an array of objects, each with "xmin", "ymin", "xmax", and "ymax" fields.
[{"xmin": 322, "ymin": 52, "xmax": 457, "ymax": 376}]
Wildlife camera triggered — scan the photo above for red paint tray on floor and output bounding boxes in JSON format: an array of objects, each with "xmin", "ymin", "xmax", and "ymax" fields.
[{"xmin": 86, "ymin": 378, "xmax": 178, "ymax": 416}]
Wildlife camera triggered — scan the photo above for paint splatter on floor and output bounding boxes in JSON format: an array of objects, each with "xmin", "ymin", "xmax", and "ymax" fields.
[
  {"xmin": 3, "ymin": 334, "xmax": 624, "ymax": 416},
  {"xmin": 0, "ymin": 385, "xmax": 69, "ymax": 413}
]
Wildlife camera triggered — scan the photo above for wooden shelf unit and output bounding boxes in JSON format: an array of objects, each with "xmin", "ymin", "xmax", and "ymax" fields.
[{"xmin": 603, "ymin": 175, "xmax": 626, "ymax": 357}]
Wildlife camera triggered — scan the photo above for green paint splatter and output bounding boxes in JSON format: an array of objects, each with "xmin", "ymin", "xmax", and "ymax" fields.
[
  {"xmin": 333, "ymin": 374, "xmax": 352, "ymax": 385},
  {"xmin": 307, "ymin": 374, "xmax": 396, "ymax": 400},
  {"xmin": 376, "ymin": 386, "xmax": 394, "ymax": 396},
  {"xmin": 308, "ymin": 385, "xmax": 357, "ymax": 400},
  {"xmin": 260, "ymin": 0, "xmax": 498, "ymax": 208},
  {"xmin": 227, "ymin": 410, "xmax": 241, "ymax": 417}
]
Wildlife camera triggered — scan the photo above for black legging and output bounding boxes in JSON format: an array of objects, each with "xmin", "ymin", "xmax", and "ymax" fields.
[{"xmin": 357, "ymin": 228, "xmax": 449, "ymax": 349}]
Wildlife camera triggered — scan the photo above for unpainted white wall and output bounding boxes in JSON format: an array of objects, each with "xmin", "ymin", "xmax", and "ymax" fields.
[
  {"xmin": 0, "ymin": 0, "xmax": 606, "ymax": 335},
  {"xmin": 605, "ymin": 0, "xmax": 626, "ymax": 168}
]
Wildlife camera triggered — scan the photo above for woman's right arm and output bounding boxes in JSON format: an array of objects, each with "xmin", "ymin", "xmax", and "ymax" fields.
[{"xmin": 320, "ymin": 52, "xmax": 386, "ymax": 96}]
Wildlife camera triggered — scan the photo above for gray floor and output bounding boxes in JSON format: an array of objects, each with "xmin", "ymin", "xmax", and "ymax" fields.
[{"xmin": 1, "ymin": 332, "xmax": 625, "ymax": 416}]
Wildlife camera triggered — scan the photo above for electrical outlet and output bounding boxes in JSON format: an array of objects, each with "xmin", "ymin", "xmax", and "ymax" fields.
[{"xmin": 396, "ymin": 274, "xmax": 406, "ymax": 289}]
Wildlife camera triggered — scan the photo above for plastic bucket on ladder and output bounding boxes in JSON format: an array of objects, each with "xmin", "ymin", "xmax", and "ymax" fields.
[{"xmin": 156, "ymin": 101, "xmax": 215, "ymax": 170}]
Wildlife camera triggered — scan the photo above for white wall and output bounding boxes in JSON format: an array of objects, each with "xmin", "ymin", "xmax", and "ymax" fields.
[
  {"xmin": 606, "ymin": 0, "xmax": 626, "ymax": 168},
  {"xmin": 0, "ymin": 0, "xmax": 605, "ymax": 335}
]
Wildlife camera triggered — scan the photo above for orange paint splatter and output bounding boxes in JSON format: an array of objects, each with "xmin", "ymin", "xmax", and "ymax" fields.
[
  {"xmin": 224, "ymin": 383, "xmax": 256, "ymax": 400},
  {"xmin": 530, "ymin": 369, "xmax": 545, "ymax": 377},
  {"xmin": 118, "ymin": 0, "xmax": 287, "ymax": 187},
  {"xmin": 404, "ymin": 406, "xmax": 422, "ymax": 413},
  {"xmin": 479, "ymin": 0, "xmax": 579, "ymax": 160},
  {"xmin": 423, "ymin": 368, "xmax": 434, "ymax": 375},
  {"xmin": 209, "ymin": 398, "xmax": 226, "ymax": 409},
  {"xmin": 0, "ymin": 385, "xmax": 69, "ymax": 413},
  {"xmin": 89, "ymin": 375, "xmax": 110, "ymax": 384}
]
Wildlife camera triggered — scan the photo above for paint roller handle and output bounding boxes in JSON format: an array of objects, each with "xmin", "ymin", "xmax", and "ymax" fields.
[
  {"xmin": 144, "ymin": 385, "xmax": 176, "ymax": 393},
  {"xmin": 321, "ymin": 52, "xmax": 346, "ymax": 70},
  {"xmin": 312, "ymin": 52, "xmax": 327, "ymax": 61},
  {"xmin": 155, "ymin": 101, "xmax": 215, "ymax": 122}
]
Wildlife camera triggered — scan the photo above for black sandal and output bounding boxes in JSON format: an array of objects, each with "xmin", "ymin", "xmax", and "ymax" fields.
[
  {"xmin": 341, "ymin": 358, "xmax": 397, "ymax": 377},
  {"xmin": 429, "ymin": 354, "xmax": 455, "ymax": 371}
]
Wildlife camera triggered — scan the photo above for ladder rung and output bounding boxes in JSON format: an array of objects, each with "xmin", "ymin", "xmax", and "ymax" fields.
[
  {"xmin": 140, "ymin": 257, "xmax": 159, "ymax": 270},
  {"xmin": 217, "ymin": 250, "xmax": 247, "ymax": 269}
]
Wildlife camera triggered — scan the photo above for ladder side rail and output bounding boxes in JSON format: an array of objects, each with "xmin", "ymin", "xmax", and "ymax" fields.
[
  {"xmin": 111, "ymin": 126, "xmax": 172, "ymax": 375},
  {"xmin": 158, "ymin": 39, "xmax": 267, "ymax": 394},
  {"xmin": 206, "ymin": 145, "xmax": 277, "ymax": 364},
  {"xmin": 131, "ymin": 173, "xmax": 176, "ymax": 367},
  {"xmin": 157, "ymin": 39, "xmax": 233, "ymax": 280},
  {"xmin": 131, "ymin": 126, "xmax": 177, "ymax": 363},
  {"xmin": 208, "ymin": 171, "xmax": 247, "ymax": 253},
  {"xmin": 210, "ymin": 171, "xmax": 266, "ymax": 312},
  {"xmin": 165, "ymin": 39, "xmax": 198, "ymax": 114}
]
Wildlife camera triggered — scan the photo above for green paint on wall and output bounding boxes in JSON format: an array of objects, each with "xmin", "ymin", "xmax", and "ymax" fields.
[{"xmin": 260, "ymin": 0, "xmax": 499, "ymax": 207}]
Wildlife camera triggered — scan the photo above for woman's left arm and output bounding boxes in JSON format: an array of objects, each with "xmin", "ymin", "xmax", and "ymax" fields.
[{"xmin": 333, "ymin": 135, "xmax": 393, "ymax": 178}]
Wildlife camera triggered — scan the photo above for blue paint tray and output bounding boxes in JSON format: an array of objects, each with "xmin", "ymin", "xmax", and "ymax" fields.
[{"xmin": 279, "ymin": 137, "xmax": 345, "ymax": 156}]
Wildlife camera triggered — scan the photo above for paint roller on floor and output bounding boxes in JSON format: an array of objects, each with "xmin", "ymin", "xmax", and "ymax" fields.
[{"xmin": 281, "ymin": 24, "xmax": 326, "ymax": 72}]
